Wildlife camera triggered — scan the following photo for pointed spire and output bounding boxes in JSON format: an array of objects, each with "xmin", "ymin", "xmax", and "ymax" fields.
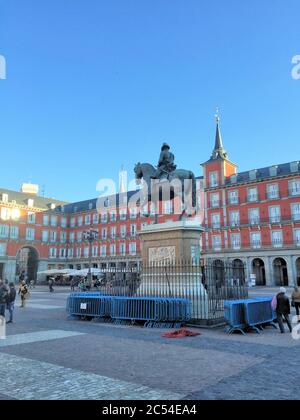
[{"xmin": 211, "ymin": 108, "xmax": 228, "ymax": 160}]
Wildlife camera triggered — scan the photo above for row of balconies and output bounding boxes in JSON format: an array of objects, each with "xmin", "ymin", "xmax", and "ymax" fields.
[
  {"xmin": 209, "ymin": 214, "xmax": 300, "ymax": 230},
  {"xmin": 210, "ymin": 188, "xmax": 300, "ymax": 208},
  {"xmin": 207, "ymin": 239, "xmax": 300, "ymax": 252}
]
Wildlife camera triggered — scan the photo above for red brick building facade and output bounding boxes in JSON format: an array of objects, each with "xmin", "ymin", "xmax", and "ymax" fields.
[{"xmin": 1, "ymin": 119, "xmax": 300, "ymax": 286}]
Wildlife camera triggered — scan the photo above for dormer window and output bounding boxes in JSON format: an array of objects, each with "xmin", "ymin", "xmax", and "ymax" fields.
[
  {"xmin": 50, "ymin": 203, "xmax": 56, "ymax": 210},
  {"xmin": 269, "ymin": 166, "xmax": 278, "ymax": 177},
  {"xmin": 1, "ymin": 194, "xmax": 8, "ymax": 203},
  {"xmin": 28, "ymin": 198, "xmax": 34, "ymax": 208},
  {"xmin": 89, "ymin": 202, "xmax": 93, "ymax": 210},
  {"xmin": 290, "ymin": 161, "xmax": 299, "ymax": 173},
  {"xmin": 230, "ymin": 174, "xmax": 237, "ymax": 184},
  {"xmin": 249, "ymin": 170, "xmax": 257, "ymax": 181}
]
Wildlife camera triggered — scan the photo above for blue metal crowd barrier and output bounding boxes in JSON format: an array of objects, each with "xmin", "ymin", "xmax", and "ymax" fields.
[
  {"xmin": 224, "ymin": 297, "xmax": 277, "ymax": 335},
  {"xmin": 67, "ymin": 293, "xmax": 191, "ymax": 324},
  {"xmin": 224, "ymin": 300, "xmax": 247, "ymax": 335},
  {"xmin": 67, "ymin": 293, "xmax": 112, "ymax": 317},
  {"xmin": 110, "ymin": 297, "xmax": 191, "ymax": 322}
]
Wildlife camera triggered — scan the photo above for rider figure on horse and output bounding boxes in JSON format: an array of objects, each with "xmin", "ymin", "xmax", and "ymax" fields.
[{"xmin": 152, "ymin": 143, "xmax": 177, "ymax": 179}]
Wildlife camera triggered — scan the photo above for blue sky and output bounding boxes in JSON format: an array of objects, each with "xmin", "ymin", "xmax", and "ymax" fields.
[{"xmin": 0, "ymin": 0, "xmax": 299, "ymax": 202}]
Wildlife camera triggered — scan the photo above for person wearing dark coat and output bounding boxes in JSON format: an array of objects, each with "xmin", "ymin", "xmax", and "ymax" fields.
[
  {"xmin": 276, "ymin": 287, "xmax": 292, "ymax": 334},
  {"xmin": 6, "ymin": 283, "xmax": 16, "ymax": 323},
  {"xmin": 0, "ymin": 279, "xmax": 8, "ymax": 318}
]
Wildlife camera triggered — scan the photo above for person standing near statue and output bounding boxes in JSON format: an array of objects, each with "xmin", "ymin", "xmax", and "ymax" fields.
[{"xmin": 152, "ymin": 143, "xmax": 177, "ymax": 179}]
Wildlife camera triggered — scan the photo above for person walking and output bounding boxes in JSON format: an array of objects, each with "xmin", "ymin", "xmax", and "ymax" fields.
[
  {"xmin": 6, "ymin": 283, "xmax": 16, "ymax": 324},
  {"xmin": 291, "ymin": 286, "xmax": 300, "ymax": 323},
  {"xmin": 18, "ymin": 281, "xmax": 29, "ymax": 308},
  {"xmin": 48, "ymin": 277, "xmax": 54, "ymax": 293},
  {"xmin": 276, "ymin": 287, "xmax": 292, "ymax": 334},
  {"xmin": 0, "ymin": 279, "xmax": 8, "ymax": 318}
]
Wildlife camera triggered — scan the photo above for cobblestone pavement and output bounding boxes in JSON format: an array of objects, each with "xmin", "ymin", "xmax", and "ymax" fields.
[{"xmin": 0, "ymin": 286, "xmax": 299, "ymax": 400}]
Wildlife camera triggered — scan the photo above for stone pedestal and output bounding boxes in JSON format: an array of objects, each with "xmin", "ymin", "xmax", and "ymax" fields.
[
  {"xmin": 139, "ymin": 221, "xmax": 208, "ymax": 320},
  {"xmin": 139, "ymin": 220, "xmax": 204, "ymax": 265}
]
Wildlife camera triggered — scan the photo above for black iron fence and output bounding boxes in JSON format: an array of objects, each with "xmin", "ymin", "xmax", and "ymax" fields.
[{"xmin": 73, "ymin": 260, "xmax": 248, "ymax": 324}]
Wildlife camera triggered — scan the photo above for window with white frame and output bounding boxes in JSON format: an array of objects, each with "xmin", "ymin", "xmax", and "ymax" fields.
[
  {"xmin": 267, "ymin": 184, "xmax": 279, "ymax": 199},
  {"xmin": 49, "ymin": 248, "xmax": 57, "ymax": 258},
  {"xmin": 27, "ymin": 212, "xmax": 36, "ymax": 224},
  {"xmin": 231, "ymin": 233, "xmax": 241, "ymax": 250},
  {"xmin": 60, "ymin": 231, "xmax": 67, "ymax": 243},
  {"xmin": 70, "ymin": 217, "xmax": 75, "ymax": 228},
  {"xmin": 130, "ymin": 224, "xmax": 137, "ymax": 237},
  {"xmin": 249, "ymin": 208, "xmax": 260, "ymax": 225},
  {"xmin": 209, "ymin": 171, "xmax": 219, "ymax": 188},
  {"xmin": 211, "ymin": 213, "xmax": 221, "ymax": 229},
  {"xmin": 228, "ymin": 190, "xmax": 238, "ymax": 205},
  {"xmin": 92, "ymin": 246, "xmax": 98, "ymax": 257},
  {"xmin": 26, "ymin": 228, "xmax": 35, "ymax": 241},
  {"xmin": 110, "ymin": 226, "xmax": 116, "ymax": 239},
  {"xmin": 50, "ymin": 231, "xmax": 57, "ymax": 243},
  {"xmin": 119, "ymin": 209, "xmax": 127, "ymax": 220},
  {"xmin": 77, "ymin": 231, "xmax": 82, "ymax": 242},
  {"xmin": 271, "ymin": 231, "xmax": 283, "ymax": 247},
  {"xmin": 84, "ymin": 247, "xmax": 89, "ymax": 258},
  {"xmin": 269, "ymin": 206, "xmax": 281, "ymax": 224},
  {"xmin": 229, "ymin": 211, "xmax": 240, "ymax": 227},
  {"xmin": 250, "ymin": 232, "xmax": 261, "ymax": 248},
  {"xmin": 11, "ymin": 208, "xmax": 20, "ymax": 221},
  {"xmin": 93, "ymin": 213, "xmax": 99, "ymax": 224},
  {"xmin": 76, "ymin": 248, "xmax": 82, "ymax": 258},
  {"xmin": 210, "ymin": 193, "xmax": 220, "ymax": 208},
  {"xmin": 85, "ymin": 215, "xmax": 91, "ymax": 225},
  {"xmin": 119, "ymin": 243, "xmax": 126, "ymax": 256},
  {"xmin": 42, "ymin": 230, "xmax": 49, "ymax": 242},
  {"xmin": 120, "ymin": 225, "xmax": 126, "ymax": 238},
  {"xmin": 291, "ymin": 203, "xmax": 300, "ymax": 221},
  {"xmin": 10, "ymin": 226, "xmax": 19, "ymax": 239},
  {"xmin": 129, "ymin": 242, "xmax": 137, "ymax": 255},
  {"xmin": 1, "ymin": 207, "xmax": 10, "ymax": 221},
  {"xmin": 129, "ymin": 207, "xmax": 138, "ymax": 219},
  {"xmin": 100, "ymin": 245, "xmax": 106, "ymax": 257},
  {"xmin": 110, "ymin": 244, "xmax": 116, "ymax": 256},
  {"xmin": 0, "ymin": 243, "xmax": 6, "ymax": 256},
  {"xmin": 248, "ymin": 187, "xmax": 258, "ymax": 202},
  {"xmin": 294, "ymin": 229, "xmax": 300, "ymax": 246},
  {"xmin": 69, "ymin": 232, "xmax": 75, "ymax": 243},
  {"xmin": 78, "ymin": 216, "xmax": 83, "ymax": 227},
  {"xmin": 60, "ymin": 248, "xmax": 66, "ymax": 259},
  {"xmin": 290, "ymin": 180, "xmax": 300, "ymax": 196},
  {"xmin": 61, "ymin": 217, "xmax": 67, "ymax": 228},
  {"xmin": 50, "ymin": 215, "xmax": 57, "ymax": 227},
  {"xmin": 212, "ymin": 235, "xmax": 222, "ymax": 250},
  {"xmin": 110, "ymin": 211, "xmax": 117, "ymax": 222},
  {"xmin": 68, "ymin": 248, "xmax": 74, "ymax": 258},
  {"xmin": 102, "ymin": 228, "xmax": 107, "ymax": 240},
  {"xmin": 101, "ymin": 213, "xmax": 108, "ymax": 223},
  {"xmin": 0, "ymin": 225, "xmax": 9, "ymax": 238}
]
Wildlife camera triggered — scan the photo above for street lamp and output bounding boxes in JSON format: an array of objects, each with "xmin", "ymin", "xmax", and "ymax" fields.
[{"xmin": 83, "ymin": 229, "xmax": 98, "ymax": 285}]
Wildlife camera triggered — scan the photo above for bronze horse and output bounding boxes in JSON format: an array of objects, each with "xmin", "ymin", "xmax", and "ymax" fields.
[{"xmin": 134, "ymin": 162, "xmax": 197, "ymax": 215}]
